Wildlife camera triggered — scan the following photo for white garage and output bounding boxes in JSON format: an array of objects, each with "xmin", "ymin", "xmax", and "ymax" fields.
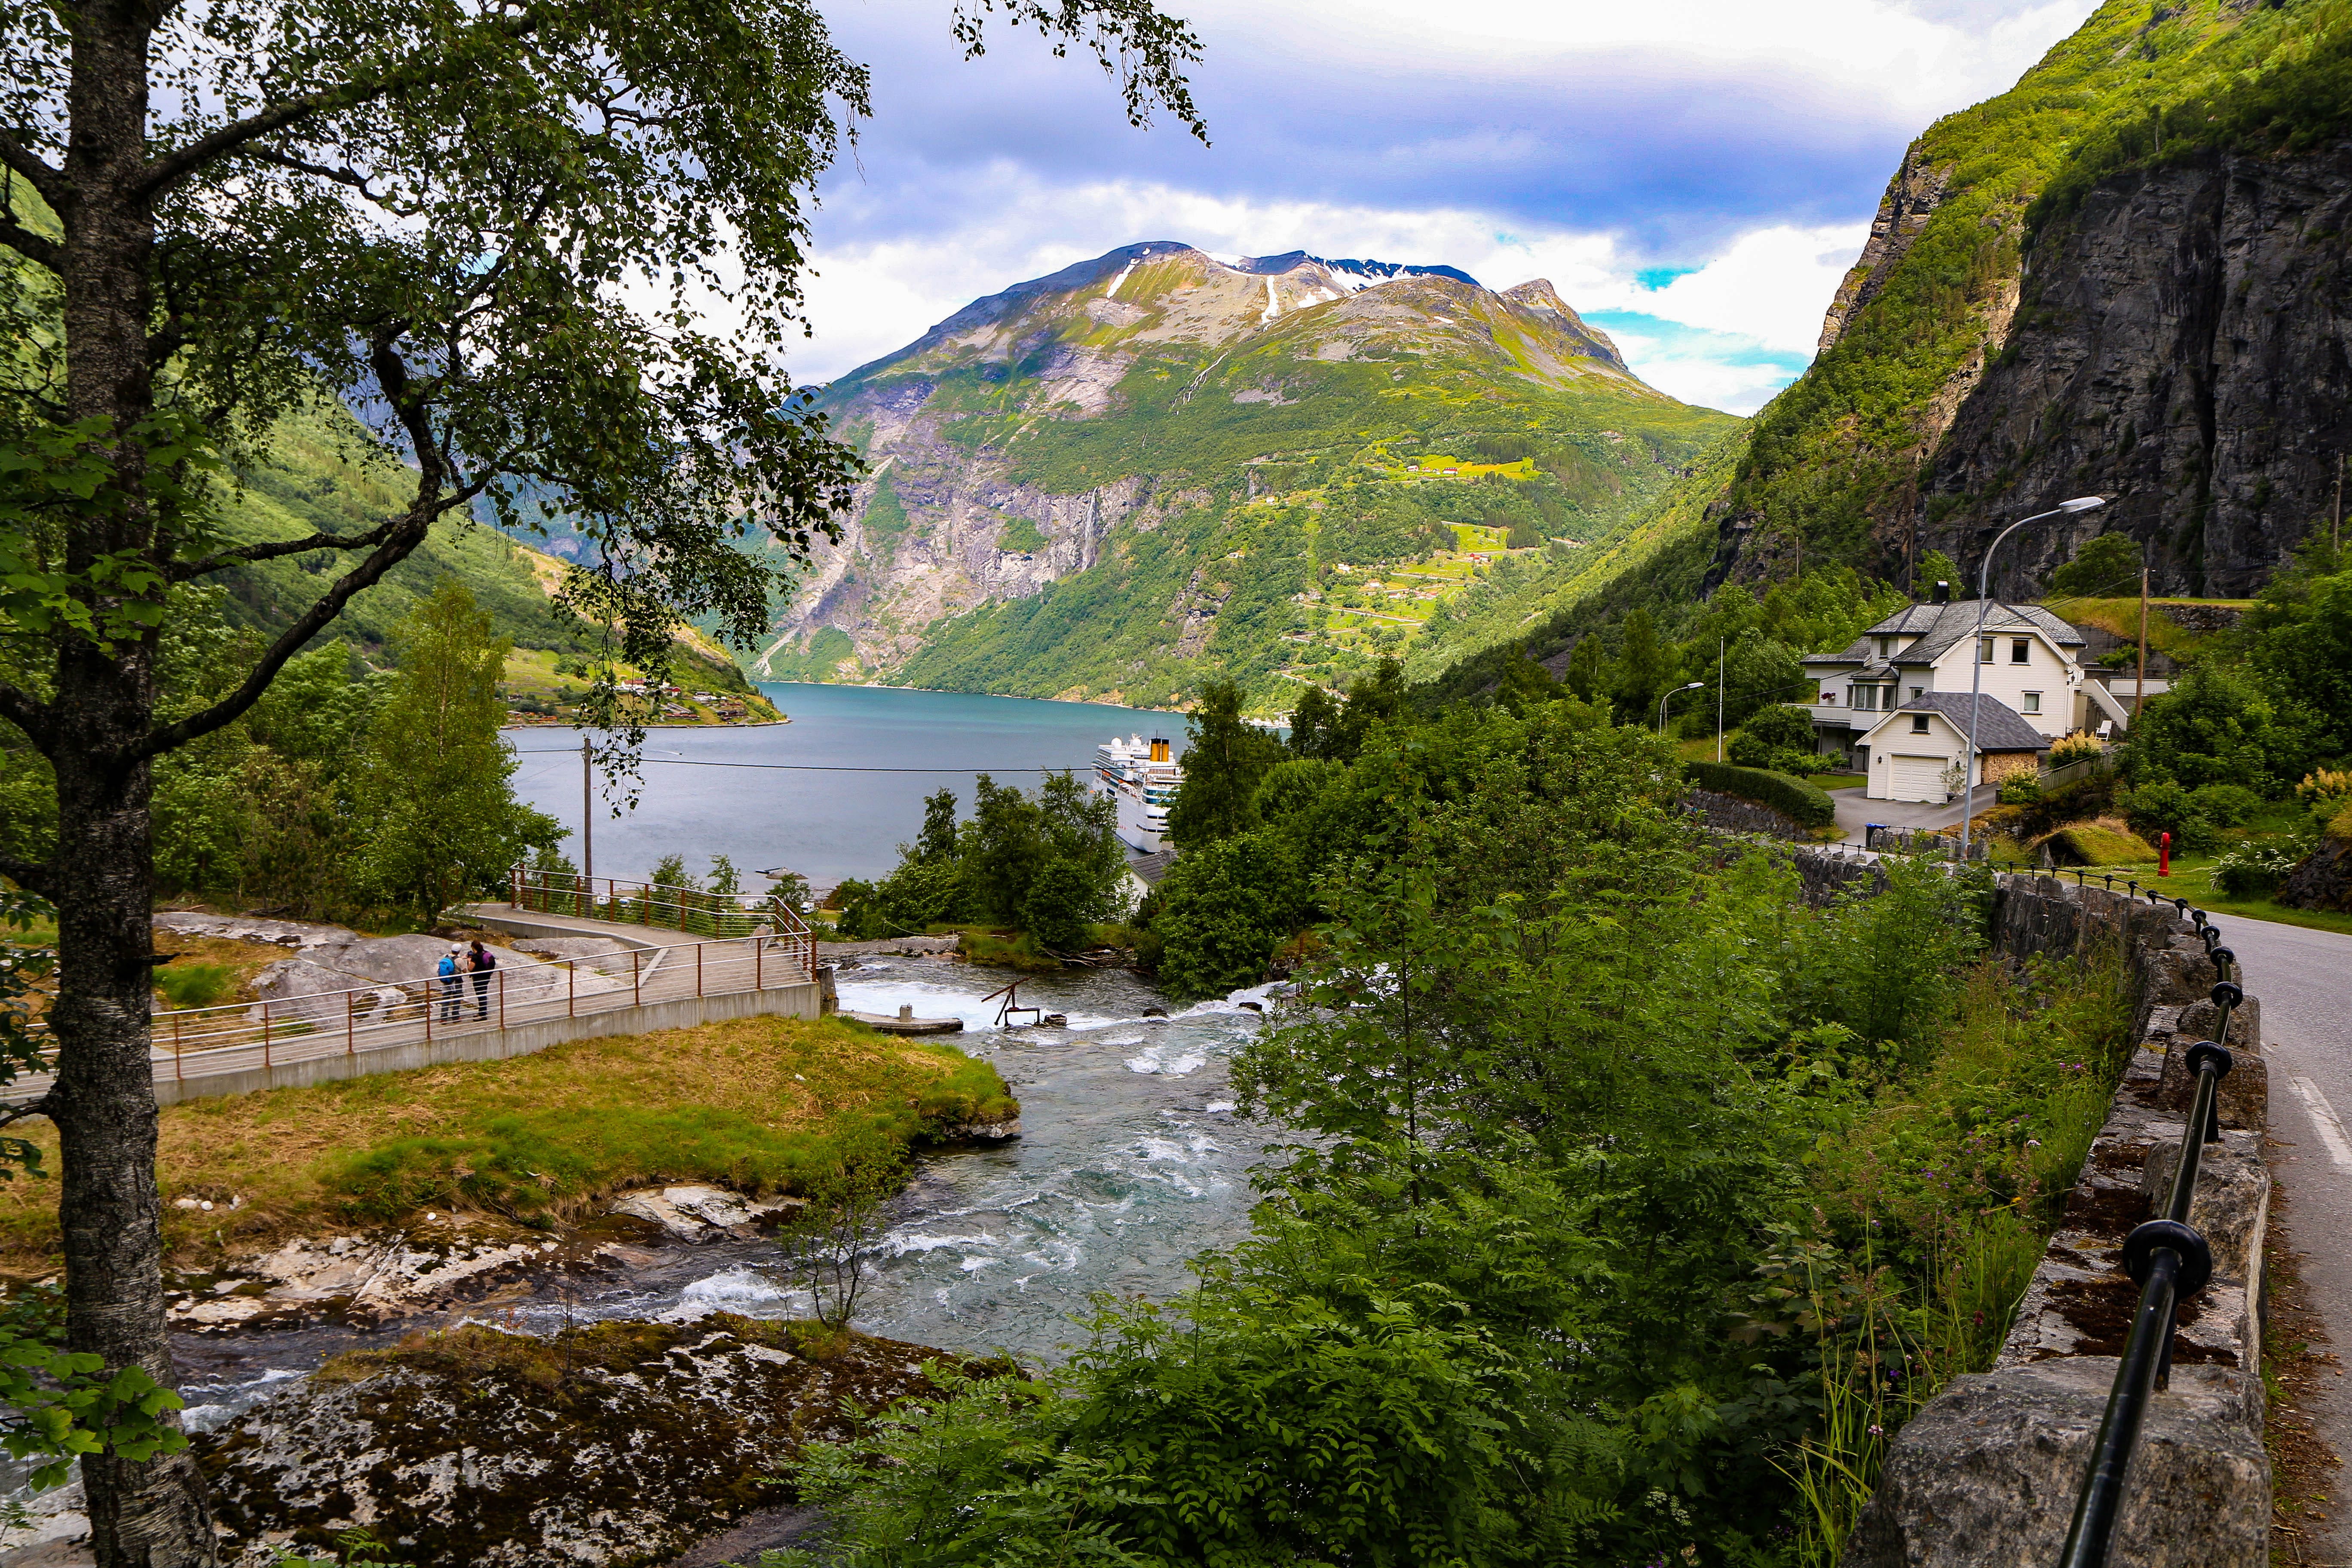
[{"xmin": 1861, "ymin": 693, "xmax": 2049, "ymax": 804}]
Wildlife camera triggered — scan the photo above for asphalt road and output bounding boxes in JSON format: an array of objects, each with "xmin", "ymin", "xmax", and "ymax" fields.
[{"xmin": 2222, "ymin": 911, "xmax": 2352, "ymax": 1556}]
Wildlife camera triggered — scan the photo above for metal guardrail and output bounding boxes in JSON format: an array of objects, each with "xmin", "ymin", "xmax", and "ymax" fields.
[
  {"xmin": 509, "ymin": 866, "xmax": 814, "ymax": 942},
  {"xmin": 17, "ymin": 937, "xmax": 816, "ymax": 1103},
  {"xmin": 1989, "ymin": 867, "xmax": 2239, "ymax": 1568}
]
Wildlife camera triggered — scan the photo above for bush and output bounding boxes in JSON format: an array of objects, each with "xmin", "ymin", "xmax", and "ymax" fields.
[
  {"xmin": 2048, "ymin": 732, "xmax": 2104, "ymax": 766},
  {"xmin": 2211, "ymin": 842, "xmax": 2303, "ymax": 900},
  {"xmin": 2118, "ymin": 780, "xmax": 2215, "ymax": 853},
  {"xmin": 154, "ymin": 962, "xmax": 236, "ymax": 1010},
  {"xmin": 2190, "ymin": 783, "xmax": 2262, "ymax": 829},
  {"xmin": 1997, "ymin": 772, "xmax": 2042, "ymax": 806},
  {"xmin": 1684, "ymin": 760, "xmax": 1836, "ymax": 828}
]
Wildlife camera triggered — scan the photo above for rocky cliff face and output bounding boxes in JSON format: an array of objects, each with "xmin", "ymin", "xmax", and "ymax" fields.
[{"xmin": 1920, "ymin": 145, "xmax": 2352, "ymax": 598}]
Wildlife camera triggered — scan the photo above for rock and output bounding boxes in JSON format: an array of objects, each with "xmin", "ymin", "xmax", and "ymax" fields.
[
  {"xmin": 152, "ymin": 911, "xmax": 354, "ymax": 949},
  {"xmin": 195, "ymin": 1316, "xmax": 956, "ymax": 1567},
  {"xmin": 168, "ymin": 1215, "xmax": 597, "ymax": 1332},
  {"xmin": 1840, "ymin": 1358, "xmax": 2268, "ymax": 1568},
  {"xmin": 2278, "ymin": 837, "xmax": 2352, "ymax": 913},
  {"xmin": 816, "ymin": 934, "xmax": 961, "ymax": 959},
  {"xmin": 248, "ymin": 959, "xmax": 404, "ymax": 1029},
  {"xmin": 513, "ymin": 937, "xmax": 633, "ymax": 962},
  {"xmin": 608, "ymin": 1186, "xmax": 802, "ymax": 1242},
  {"xmin": 1914, "ymin": 145, "xmax": 2352, "ymax": 598}
]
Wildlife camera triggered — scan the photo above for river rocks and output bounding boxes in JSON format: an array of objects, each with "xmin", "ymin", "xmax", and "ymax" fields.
[
  {"xmin": 168, "ymin": 1213, "xmax": 657, "ymax": 1332},
  {"xmin": 818, "ymin": 933, "xmax": 962, "ymax": 960},
  {"xmin": 608, "ymin": 1185, "xmax": 804, "ymax": 1242},
  {"xmin": 196, "ymin": 1314, "xmax": 957, "ymax": 1567}
]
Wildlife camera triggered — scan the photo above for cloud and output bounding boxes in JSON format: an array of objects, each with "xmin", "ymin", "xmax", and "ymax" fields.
[{"xmin": 774, "ymin": 0, "xmax": 2101, "ymax": 412}]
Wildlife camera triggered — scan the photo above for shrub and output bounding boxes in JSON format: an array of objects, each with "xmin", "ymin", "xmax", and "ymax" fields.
[
  {"xmin": 1684, "ymin": 761, "xmax": 1836, "ymax": 828},
  {"xmin": 1997, "ymin": 772, "xmax": 2042, "ymax": 806},
  {"xmin": 154, "ymin": 962, "xmax": 236, "ymax": 1010},
  {"xmin": 2211, "ymin": 842, "xmax": 2303, "ymax": 900},
  {"xmin": 2189, "ymin": 783, "xmax": 2262, "ymax": 829},
  {"xmin": 2118, "ymin": 780, "xmax": 2215, "ymax": 853},
  {"xmin": 2048, "ymin": 732, "xmax": 2104, "ymax": 766}
]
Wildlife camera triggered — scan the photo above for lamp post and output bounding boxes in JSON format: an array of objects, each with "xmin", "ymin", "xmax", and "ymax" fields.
[
  {"xmin": 1958, "ymin": 496, "xmax": 2107, "ymax": 861},
  {"xmin": 1659, "ymin": 680, "xmax": 1704, "ymax": 737}
]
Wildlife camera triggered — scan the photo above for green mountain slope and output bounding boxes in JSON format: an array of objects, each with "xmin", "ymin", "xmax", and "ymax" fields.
[
  {"xmin": 1421, "ymin": 0, "xmax": 2352, "ymax": 699},
  {"xmin": 759, "ymin": 246, "xmax": 1739, "ymax": 707}
]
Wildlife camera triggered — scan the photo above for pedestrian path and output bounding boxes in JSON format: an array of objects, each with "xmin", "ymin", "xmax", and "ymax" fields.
[{"xmin": 17, "ymin": 910, "xmax": 818, "ymax": 1106}]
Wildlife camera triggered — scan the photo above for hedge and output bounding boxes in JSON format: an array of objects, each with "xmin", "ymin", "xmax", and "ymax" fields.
[{"xmin": 1684, "ymin": 761, "xmax": 1837, "ymax": 829}]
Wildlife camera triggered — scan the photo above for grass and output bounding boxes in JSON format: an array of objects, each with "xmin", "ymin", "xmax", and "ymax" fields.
[
  {"xmin": 0, "ymin": 1011, "xmax": 1015, "ymax": 1268},
  {"xmin": 936, "ymin": 925, "xmax": 1064, "ymax": 972}
]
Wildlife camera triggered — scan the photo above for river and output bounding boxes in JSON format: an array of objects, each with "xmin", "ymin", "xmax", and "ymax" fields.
[{"xmin": 170, "ymin": 688, "xmax": 1260, "ymax": 1430}]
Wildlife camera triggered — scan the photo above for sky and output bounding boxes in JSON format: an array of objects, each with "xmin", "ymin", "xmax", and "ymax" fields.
[{"xmin": 784, "ymin": 0, "xmax": 2104, "ymax": 415}]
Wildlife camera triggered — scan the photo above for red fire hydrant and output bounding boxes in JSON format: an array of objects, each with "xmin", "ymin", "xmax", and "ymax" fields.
[{"xmin": 2159, "ymin": 830, "xmax": 2171, "ymax": 878}]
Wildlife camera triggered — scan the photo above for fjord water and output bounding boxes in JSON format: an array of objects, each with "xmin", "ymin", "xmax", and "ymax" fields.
[{"xmin": 505, "ymin": 682, "xmax": 1185, "ymax": 883}]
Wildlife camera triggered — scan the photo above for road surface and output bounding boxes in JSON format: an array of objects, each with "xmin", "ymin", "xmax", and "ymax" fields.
[{"xmin": 2220, "ymin": 911, "xmax": 2352, "ymax": 1555}]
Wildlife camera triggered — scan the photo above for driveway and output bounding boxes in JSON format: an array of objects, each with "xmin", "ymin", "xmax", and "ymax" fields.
[
  {"xmin": 2222, "ymin": 913, "xmax": 2352, "ymax": 1558},
  {"xmin": 1827, "ymin": 786, "xmax": 1974, "ymax": 845}
]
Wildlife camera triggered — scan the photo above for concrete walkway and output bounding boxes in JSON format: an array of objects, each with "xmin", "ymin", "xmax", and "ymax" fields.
[
  {"xmin": 17, "ymin": 910, "xmax": 819, "ymax": 1106},
  {"xmin": 2218, "ymin": 912, "xmax": 2352, "ymax": 1559}
]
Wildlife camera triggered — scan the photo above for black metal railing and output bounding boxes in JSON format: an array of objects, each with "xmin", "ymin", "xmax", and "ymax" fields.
[{"xmin": 2048, "ymin": 880, "xmax": 2240, "ymax": 1568}]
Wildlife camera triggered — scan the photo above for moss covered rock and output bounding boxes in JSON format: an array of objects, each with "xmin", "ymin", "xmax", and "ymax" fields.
[{"xmin": 196, "ymin": 1314, "xmax": 962, "ymax": 1566}]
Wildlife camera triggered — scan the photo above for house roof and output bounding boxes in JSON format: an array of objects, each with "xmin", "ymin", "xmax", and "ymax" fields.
[
  {"xmin": 1127, "ymin": 849, "xmax": 1179, "ymax": 886},
  {"xmin": 1805, "ymin": 600, "xmax": 2085, "ymax": 668},
  {"xmin": 1865, "ymin": 691, "xmax": 2049, "ymax": 753}
]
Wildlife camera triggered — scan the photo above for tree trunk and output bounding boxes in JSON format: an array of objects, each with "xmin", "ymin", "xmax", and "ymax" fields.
[
  {"xmin": 45, "ymin": 3, "xmax": 220, "ymax": 1561},
  {"xmin": 46, "ymin": 731, "xmax": 217, "ymax": 1566}
]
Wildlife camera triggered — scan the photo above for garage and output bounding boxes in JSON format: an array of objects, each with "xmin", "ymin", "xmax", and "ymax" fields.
[{"xmin": 1888, "ymin": 753, "xmax": 1951, "ymax": 802}]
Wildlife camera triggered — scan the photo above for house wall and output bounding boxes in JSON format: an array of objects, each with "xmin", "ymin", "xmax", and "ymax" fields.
[{"xmin": 1809, "ymin": 619, "xmax": 2086, "ymax": 747}]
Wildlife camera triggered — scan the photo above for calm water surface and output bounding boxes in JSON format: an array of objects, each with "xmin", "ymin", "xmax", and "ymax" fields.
[{"xmin": 506, "ymin": 683, "xmax": 1186, "ymax": 883}]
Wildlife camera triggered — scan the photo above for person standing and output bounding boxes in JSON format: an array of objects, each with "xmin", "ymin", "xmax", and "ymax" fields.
[
  {"xmin": 468, "ymin": 939, "xmax": 497, "ymax": 1020},
  {"xmin": 437, "ymin": 946, "xmax": 463, "ymax": 1022}
]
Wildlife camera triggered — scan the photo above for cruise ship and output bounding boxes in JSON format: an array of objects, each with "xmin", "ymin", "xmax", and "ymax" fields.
[{"xmin": 1093, "ymin": 734, "xmax": 1181, "ymax": 852}]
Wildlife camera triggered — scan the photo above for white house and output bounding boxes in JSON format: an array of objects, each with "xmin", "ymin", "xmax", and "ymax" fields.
[{"xmin": 1800, "ymin": 585, "xmax": 2132, "ymax": 804}]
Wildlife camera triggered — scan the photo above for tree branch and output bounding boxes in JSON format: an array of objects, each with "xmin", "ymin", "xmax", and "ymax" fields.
[
  {"xmin": 142, "ymin": 337, "xmax": 486, "ymax": 756},
  {"xmin": 0, "ymin": 130, "xmax": 66, "ymax": 208},
  {"xmin": 139, "ymin": 502, "xmax": 448, "ymax": 756},
  {"xmin": 0, "ymin": 212, "xmax": 61, "ymax": 273},
  {"xmin": 165, "ymin": 520, "xmax": 401, "ymax": 582},
  {"xmin": 137, "ymin": 12, "xmax": 540, "ymax": 201}
]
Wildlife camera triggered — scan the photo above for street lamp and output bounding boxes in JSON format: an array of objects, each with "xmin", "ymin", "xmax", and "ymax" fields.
[
  {"xmin": 1958, "ymin": 496, "xmax": 2107, "ymax": 861},
  {"xmin": 1658, "ymin": 680, "xmax": 1704, "ymax": 737}
]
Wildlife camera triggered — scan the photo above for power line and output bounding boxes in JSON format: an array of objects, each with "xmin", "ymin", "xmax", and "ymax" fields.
[{"xmin": 509, "ymin": 752, "xmax": 1099, "ymax": 773}]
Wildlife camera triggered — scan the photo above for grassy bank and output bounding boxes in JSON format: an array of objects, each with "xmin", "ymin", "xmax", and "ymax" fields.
[{"xmin": 0, "ymin": 1013, "xmax": 1014, "ymax": 1268}]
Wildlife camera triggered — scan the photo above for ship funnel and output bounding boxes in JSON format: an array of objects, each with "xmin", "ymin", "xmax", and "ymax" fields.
[{"xmin": 1149, "ymin": 737, "xmax": 1171, "ymax": 763}]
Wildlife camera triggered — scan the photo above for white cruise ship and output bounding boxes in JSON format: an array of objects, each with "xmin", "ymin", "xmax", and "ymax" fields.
[{"xmin": 1093, "ymin": 734, "xmax": 1181, "ymax": 852}]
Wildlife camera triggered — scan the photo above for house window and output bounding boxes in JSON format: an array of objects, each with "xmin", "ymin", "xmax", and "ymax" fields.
[
  {"xmin": 1911, "ymin": 715, "xmax": 1929, "ymax": 734},
  {"xmin": 2022, "ymin": 692, "xmax": 2041, "ymax": 714},
  {"xmin": 1979, "ymin": 637, "xmax": 1995, "ymax": 664},
  {"xmin": 2011, "ymin": 638, "xmax": 2030, "ymax": 664},
  {"xmin": 1875, "ymin": 637, "xmax": 1890, "ymax": 657},
  {"xmin": 1851, "ymin": 685, "xmax": 1874, "ymax": 711},
  {"xmin": 1910, "ymin": 686, "xmax": 1924, "ymax": 701}
]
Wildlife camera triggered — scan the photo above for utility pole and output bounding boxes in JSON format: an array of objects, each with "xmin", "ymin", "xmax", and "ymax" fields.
[
  {"xmin": 582, "ymin": 737, "xmax": 595, "ymax": 886},
  {"xmin": 2136, "ymin": 557, "xmax": 2150, "ymax": 725},
  {"xmin": 2334, "ymin": 451, "xmax": 2344, "ymax": 554},
  {"xmin": 1717, "ymin": 635, "xmax": 1726, "ymax": 764}
]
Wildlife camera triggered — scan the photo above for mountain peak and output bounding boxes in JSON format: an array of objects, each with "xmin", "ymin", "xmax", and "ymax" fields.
[{"xmin": 1501, "ymin": 280, "xmax": 1628, "ymax": 372}]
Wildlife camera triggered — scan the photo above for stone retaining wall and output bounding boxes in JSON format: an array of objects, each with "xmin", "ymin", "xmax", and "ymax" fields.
[
  {"xmin": 1766, "ymin": 845, "xmax": 2273, "ymax": 1567},
  {"xmin": 1682, "ymin": 787, "xmax": 1808, "ymax": 839}
]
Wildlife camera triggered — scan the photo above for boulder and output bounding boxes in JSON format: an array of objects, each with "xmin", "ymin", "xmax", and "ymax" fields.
[{"xmin": 196, "ymin": 1316, "xmax": 954, "ymax": 1567}]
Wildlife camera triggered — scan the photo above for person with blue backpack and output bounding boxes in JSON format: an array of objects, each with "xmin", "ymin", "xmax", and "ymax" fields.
[{"xmin": 437, "ymin": 945, "xmax": 463, "ymax": 1021}]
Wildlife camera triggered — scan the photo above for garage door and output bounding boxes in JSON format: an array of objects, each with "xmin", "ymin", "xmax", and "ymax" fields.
[{"xmin": 1889, "ymin": 754, "xmax": 1950, "ymax": 802}]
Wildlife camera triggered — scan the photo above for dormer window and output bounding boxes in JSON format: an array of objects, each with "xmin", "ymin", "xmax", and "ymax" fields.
[{"xmin": 1875, "ymin": 637, "xmax": 1891, "ymax": 657}]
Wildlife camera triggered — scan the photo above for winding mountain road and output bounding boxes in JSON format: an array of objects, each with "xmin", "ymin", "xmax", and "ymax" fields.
[{"xmin": 2223, "ymin": 913, "xmax": 2352, "ymax": 1555}]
